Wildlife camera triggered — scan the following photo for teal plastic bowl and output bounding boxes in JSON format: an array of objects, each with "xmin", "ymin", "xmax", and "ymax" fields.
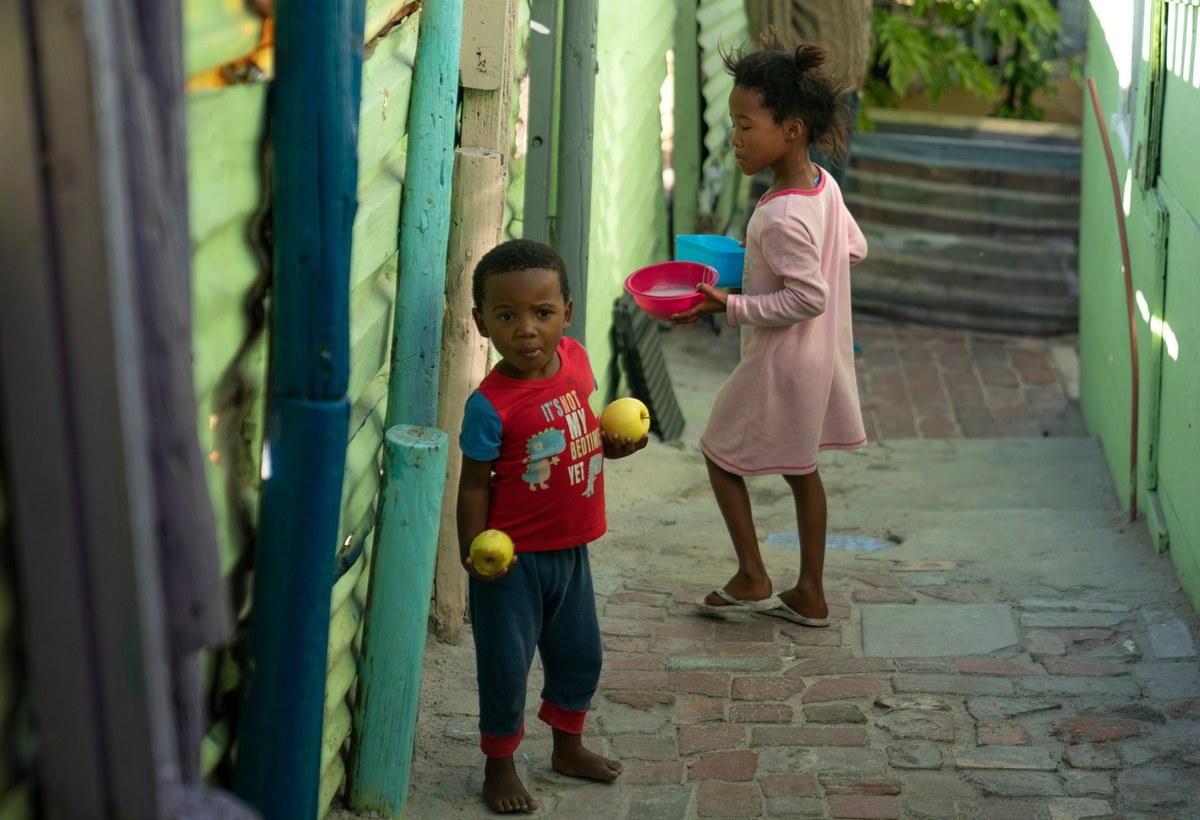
[{"xmin": 675, "ymin": 234, "xmax": 745, "ymax": 288}]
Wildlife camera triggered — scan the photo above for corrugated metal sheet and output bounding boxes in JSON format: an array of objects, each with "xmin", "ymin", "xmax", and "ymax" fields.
[
  {"xmin": 184, "ymin": 0, "xmax": 263, "ymax": 77},
  {"xmin": 187, "ymin": 80, "xmax": 270, "ymax": 783},
  {"xmin": 696, "ymin": 0, "xmax": 750, "ymax": 233},
  {"xmin": 697, "ymin": 0, "xmax": 747, "ymax": 159},
  {"xmin": 0, "ymin": 476, "xmax": 35, "ymax": 818}
]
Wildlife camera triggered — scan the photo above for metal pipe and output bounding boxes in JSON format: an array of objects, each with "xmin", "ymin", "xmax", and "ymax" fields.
[{"xmin": 1085, "ymin": 76, "xmax": 1139, "ymax": 522}]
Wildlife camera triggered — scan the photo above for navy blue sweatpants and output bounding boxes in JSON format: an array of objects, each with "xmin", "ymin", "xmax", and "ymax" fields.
[{"xmin": 468, "ymin": 545, "xmax": 602, "ymax": 758}]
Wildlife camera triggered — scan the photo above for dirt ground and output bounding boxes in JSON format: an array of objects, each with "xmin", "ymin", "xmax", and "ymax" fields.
[
  {"xmin": 328, "ymin": 319, "xmax": 1128, "ymax": 819},
  {"xmin": 330, "ymin": 321, "xmax": 909, "ymax": 818}
]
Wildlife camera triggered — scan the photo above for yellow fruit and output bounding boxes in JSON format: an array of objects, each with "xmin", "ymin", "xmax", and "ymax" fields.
[
  {"xmin": 469, "ymin": 529, "xmax": 514, "ymax": 576},
  {"xmin": 600, "ymin": 397, "xmax": 651, "ymax": 442}
]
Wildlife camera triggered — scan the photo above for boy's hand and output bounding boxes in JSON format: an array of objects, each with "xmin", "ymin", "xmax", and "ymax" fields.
[
  {"xmin": 669, "ymin": 283, "xmax": 727, "ymax": 325},
  {"xmin": 603, "ymin": 431, "xmax": 648, "ymax": 459},
  {"xmin": 463, "ymin": 553, "xmax": 518, "ymax": 582}
]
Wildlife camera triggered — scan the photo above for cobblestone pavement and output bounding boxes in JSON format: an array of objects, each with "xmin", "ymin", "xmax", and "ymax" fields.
[
  {"xmin": 389, "ymin": 319, "xmax": 1199, "ymax": 820},
  {"xmin": 852, "ymin": 317, "xmax": 1085, "ymax": 442}
]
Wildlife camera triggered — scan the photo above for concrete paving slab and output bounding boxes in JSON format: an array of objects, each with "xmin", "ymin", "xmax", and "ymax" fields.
[
  {"xmin": 1143, "ymin": 608, "xmax": 1197, "ymax": 658},
  {"xmin": 837, "ymin": 508, "xmax": 1169, "ymax": 595},
  {"xmin": 862, "ymin": 603, "xmax": 1018, "ymax": 657},
  {"xmin": 839, "ymin": 438, "xmax": 1118, "ymax": 512}
]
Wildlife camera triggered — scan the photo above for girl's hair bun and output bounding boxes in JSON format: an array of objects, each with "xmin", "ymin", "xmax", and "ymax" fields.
[{"xmin": 793, "ymin": 42, "xmax": 827, "ymax": 74}]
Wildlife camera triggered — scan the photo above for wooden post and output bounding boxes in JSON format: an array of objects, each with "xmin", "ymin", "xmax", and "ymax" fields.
[
  {"xmin": 522, "ymin": 0, "xmax": 559, "ymax": 244},
  {"xmin": 385, "ymin": 0, "xmax": 464, "ymax": 431},
  {"xmin": 348, "ymin": 0, "xmax": 463, "ymax": 813},
  {"xmin": 557, "ymin": 0, "xmax": 598, "ymax": 345},
  {"xmin": 348, "ymin": 426, "xmax": 449, "ymax": 814},
  {"xmin": 432, "ymin": 0, "xmax": 519, "ymax": 643},
  {"xmin": 234, "ymin": 0, "xmax": 365, "ymax": 814}
]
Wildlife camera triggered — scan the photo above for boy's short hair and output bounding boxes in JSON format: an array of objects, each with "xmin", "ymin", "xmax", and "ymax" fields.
[{"xmin": 473, "ymin": 239, "xmax": 571, "ymax": 309}]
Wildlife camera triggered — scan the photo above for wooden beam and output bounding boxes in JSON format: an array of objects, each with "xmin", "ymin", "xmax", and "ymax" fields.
[
  {"xmin": 522, "ymin": 0, "xmax": 559, "ymax": 243},
  {"xmin": 433, "ymin": 0, "xmax": 519, "ymax": 643},
  {"xmin": 556, "ymin": 0, "xmax": 598, "ymax": 344}
]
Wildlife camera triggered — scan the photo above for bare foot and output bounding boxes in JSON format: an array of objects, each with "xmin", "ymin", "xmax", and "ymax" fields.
[
  {"xmin": 777, "ymin": 587, "xmax": 828, "ymax": 621},
  {"xmin": 482, "ymin": 755, "xmax": 538, "ymax": 813},
  {"xmin": 550, "ymin": 730, "xmax": 622, "ymax": 782},
  {"xmin": 703, "ymin": 573, "xmax": 775, "ymax": 608}
]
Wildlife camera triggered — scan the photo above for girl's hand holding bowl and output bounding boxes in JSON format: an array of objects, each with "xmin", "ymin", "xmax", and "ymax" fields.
[
  {"xmin": 624, "ymin": 261, "xmax": 718, "ymax": 322},
  {"xmin": 669, "ymin": 282, "xmax": 728, "ymax": 325}
]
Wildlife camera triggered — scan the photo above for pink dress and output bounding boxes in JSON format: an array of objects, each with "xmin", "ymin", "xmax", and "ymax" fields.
[{"xmin": 700, "ymin": 169, "xmax": 868, "ymax": 476}]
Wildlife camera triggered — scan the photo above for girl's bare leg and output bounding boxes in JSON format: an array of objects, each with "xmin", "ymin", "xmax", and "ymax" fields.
[
  {"xmin": 779, "ymin": 470, "xmax": 829, "ymax": 620},
  {"xmin": 702, "ymin": 455, "xmax": 775, "ymax": 606}
]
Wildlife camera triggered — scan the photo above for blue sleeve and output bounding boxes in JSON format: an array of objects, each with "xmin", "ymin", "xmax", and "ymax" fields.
[{"xmin": 459, "ymin": 391, "xmax": 502, "ymax": 462}]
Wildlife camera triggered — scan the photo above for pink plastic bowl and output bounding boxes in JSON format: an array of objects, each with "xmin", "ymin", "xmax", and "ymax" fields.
[{"xmin": 624, "ymin": 261, "xmax": 719, "ymax": 321}]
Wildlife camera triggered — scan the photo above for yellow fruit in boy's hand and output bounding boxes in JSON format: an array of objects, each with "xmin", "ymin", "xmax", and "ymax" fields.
[
  {"xmin": 600, "ymin": 397, "xmax": 651, "ymax": 441},
  {"xmin": 469, "ymin": 529, "xmax": 514, "ymax": 576}
]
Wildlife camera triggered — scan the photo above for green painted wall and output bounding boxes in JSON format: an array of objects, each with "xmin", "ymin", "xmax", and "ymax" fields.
[
  {"xmin": 1080, "ymin": 1, "xmax": 1200, "ymax": 610},
  {"xmin": 587, "ymin": 0, "xmax": 676, "ymax": 398},
  {"xmin": 586, "ymin": 0, "xmax": 748, "ymax": 403}
]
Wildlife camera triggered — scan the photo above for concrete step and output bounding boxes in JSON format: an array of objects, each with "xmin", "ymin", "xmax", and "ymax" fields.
[
  {"xmin": 851, "ymin": 155, "xmax": 1080, "ymax": 196},
  {"xmin": 852, "ymin": 279, "xmax": 1077, "ymax": 335},
  {"xmin": 843, "ymin": 112, "xmax": 1081, "ymax": 334},
  {"xmin": 861, "ymin": 222, "xmax": 1078, "ymax": 277},
  {"xmin": 852, "ymin": 260, "xmax": 1076, "ymax": 325},
  {"xmin": 850, "ymin": 111, "xmax": 1081, "ymax": 194},
  {"xmin": 847, "ymin": 192, "xmax": 1079, "ymax": 241},
  {"xmin": 845, "ymin": 167, "xmax": 1080, "ymax": 224}
]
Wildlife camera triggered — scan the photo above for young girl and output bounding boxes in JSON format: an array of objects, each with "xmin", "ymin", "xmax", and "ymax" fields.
[{"xmin": 670, "ymin": 31, "xmax": 867, "ymax": 627}]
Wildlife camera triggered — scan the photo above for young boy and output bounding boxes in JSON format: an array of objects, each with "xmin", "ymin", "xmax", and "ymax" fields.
[{"xmin": 457, "ymin": 239, "xmax": 647, "ymax": 813}]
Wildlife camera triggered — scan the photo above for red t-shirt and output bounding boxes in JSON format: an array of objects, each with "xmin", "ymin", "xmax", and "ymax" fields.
[{"xmin": 459, "ymin": 337, "xmax": 606, "ymax": 551}]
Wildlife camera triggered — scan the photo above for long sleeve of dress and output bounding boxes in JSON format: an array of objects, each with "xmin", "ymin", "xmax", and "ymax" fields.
[
  {"xmin": 726, "ymin": 215, "xmax": 829, "ymax": 327},
  {"xmin": 848, "ymin": 212, "xmax": 868, "ymax": 265}
]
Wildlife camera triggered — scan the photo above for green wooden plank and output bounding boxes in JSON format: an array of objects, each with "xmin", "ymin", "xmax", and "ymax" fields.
[
  {"xmin": 349, "ymin": 154, "xmax": 406, "ymax": 292},
  {"xmin": 364, "ymin": 0, "xmax": 415, "ymax": 43},
  {"xmin": 187, "ymin": 84, "xmax": 269, "ymax": 582},
  {"xmin": 347, "ymin": 253, "xmax": 398, "ymax": 408},
  {"xmin": 184, "ymin": 0, "xmax": 263, "ymax": 78},
  {"xmin": 358, "ymin": 14, "xmax": 419, "ymax": 172},
  {"xmin": 349, "ymin": 427, "xmax": 448, "ymax": 814},
  {"xmin": 340, "ymin": 369, "xmax": 389, "ymax": 535},
  {"xmin": 187, "ymin": 85, "xmax": 266, "ymax": 246},
  {"xmin": 191, "ymin": 222, "xmax": 265, "ymax": 405}
]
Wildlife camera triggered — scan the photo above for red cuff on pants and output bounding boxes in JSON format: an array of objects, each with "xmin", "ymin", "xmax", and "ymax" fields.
[
  {"xmin": 480, "ymin": 722, "xmax": 524, "ymax": 758},
  {"xmin": 538, "ymin": 700, "xmax": 587, "ymax": 734}
]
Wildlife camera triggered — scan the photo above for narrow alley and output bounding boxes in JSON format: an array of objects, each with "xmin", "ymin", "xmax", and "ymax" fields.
[{"xmin": 381, "ymin": 317, "xmax": 1200, "ymax": 820}]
